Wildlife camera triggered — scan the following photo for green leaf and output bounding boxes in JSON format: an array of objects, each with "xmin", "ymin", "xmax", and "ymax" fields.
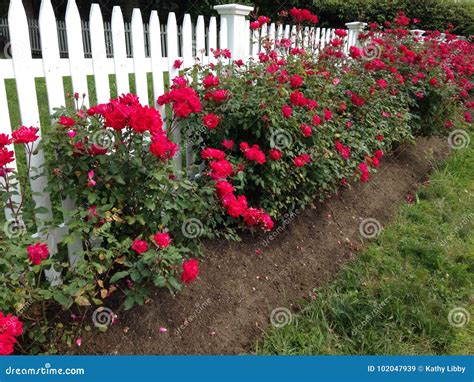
[
  {"xmin": 109, "ymin": 271, "xmax": 129, "ymax": 284},
  {"xmin": 54, "ymin": 293, "xmax": 71, "ymax": 307},
  {"xmin": 123, "ymin": 296, "xmax": 135, "ymax": 310}
]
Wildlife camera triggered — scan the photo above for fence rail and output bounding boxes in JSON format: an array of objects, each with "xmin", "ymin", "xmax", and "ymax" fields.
[
  {"xmin": 0, "ymin": 0, "xmax": 363, "ymax": 278},
  {"xmin": 0, "ymin": 16, "xmax": 210, "ymax": 58}
]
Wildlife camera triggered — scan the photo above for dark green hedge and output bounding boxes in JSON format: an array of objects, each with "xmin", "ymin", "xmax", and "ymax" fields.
[{"xmin": 312, "ymin": 0, "xmax": 474, "ymax": 37}]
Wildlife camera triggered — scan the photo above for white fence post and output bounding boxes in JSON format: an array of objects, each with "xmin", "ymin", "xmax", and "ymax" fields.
[
  {"xmin": 345, "ymin": 21, "xmax": 367, "ymax": 48},
  {"xmin": 213, "ymin": 4, "xmax": 254, "ymax": 60}
]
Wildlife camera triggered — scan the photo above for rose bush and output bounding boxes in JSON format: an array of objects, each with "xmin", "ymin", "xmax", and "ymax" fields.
[
  {"xmin": 175, "ymin": 10, "xmax": 473, "ymax": 217},
  {"xmin": 1, "ymin": 9, "xmax": 472, "ymax": 355}
]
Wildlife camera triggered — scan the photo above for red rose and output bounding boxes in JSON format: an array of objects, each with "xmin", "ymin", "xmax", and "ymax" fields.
[
  {"xmin": 222, "ymin": 139, "xmax": 234, "ymax": 150},
  {"xmin": 154, "ymin": 232, "xmax": 171, "ymax": 249},
  {"xmin": 269, "ymin": 148, "xmax": 282, "ymax": 160},
  {"xmin": 59, "ymin": 116, "xmax": 75, "ymax": 127},
  {"xmin": 181, "ymin": 259, "xmax": 199, "ymax": 284},
  {"xmin": 250, "ymin": 21, "xmax": 260, "ymax": 30},
  {"xmin": 12, "ymin": 126, "xmax": 39, "ymax": 144},
  {"xmin": 294, "ymin": 153, "xmax": 311, "ymax": 167},
  {"xmin": 202, "ymin": 113, "xmax": 221, "ymax": 129},
  {"xmin": 312, "ymin": 115, "xmax": 322, "ymax": 126},
  {"xmin": 324, "ymin": 108, "xmax": 333, "ymax": 120},
  {"xmin": 27, "ymin": 242, "xmax": 49, "ymax": 265},
  {"xmin": 374, "ymin": 150, "xmax": 384, "ymax": 159},
  {"xmin": 289, "ymin": 74, "xmax": 303, "ymax": 88},
  {"xmin": 209, "ymin": 159, "xmax": 234, "ymax": 179},
  {"xmin": 299, "ymin": 123, "xmax": 312, "ymax": 137},
  {"xmin": 282, "ymin": 104, "xmax": 292, "ymax": 118},
  {"xmin": 244, "ymin": 145, "xmax": 266, "ymax": 164},
  {"xmin": 0, "ymin": 134, "xmax": 12, "ymax": 147},
  {"xmin": 290, "ymin": 91, "xmax": 307, "ymax": 107},
  {"xmin": 0, "ymin": 311, "xmax": 23, "ymax": 355},
  {"xmin": 226, "ymin": 195, "xmax": 248, "ymax": 217},
  {"xmin": 215, "ymin": 180, "xmax": 235, "ymax": 199},
  {"xmin": 0, "ymin": 148, "xmax": 14, "ymax": 167},
  {"xmin": 131, "ymin": 239, "xmax": 148, "ymax": 254},
  {"xmin": 203, "ymin": 74, "xmax": 219, "ymax": 88},
  {"xmin": 201, "ymin": 148, "xmax": 226, "ymax": 160},
  {"xmin": 149, "ymin": 134, "xmax": 178, "ymax": 160},
  {"xmin": 88, "ymin": 144, "xmax": 108, "ymax": 156}
]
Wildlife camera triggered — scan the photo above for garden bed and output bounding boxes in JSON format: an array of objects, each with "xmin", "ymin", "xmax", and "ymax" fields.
[{"xmin": 77, "ymin": 136, "xmax": 449, "ymax": 355}]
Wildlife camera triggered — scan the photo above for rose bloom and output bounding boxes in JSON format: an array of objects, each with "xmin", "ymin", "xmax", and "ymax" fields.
[
  {"xmin": 299, "ymin": 123, "xmax": 312, "ymax": 137},
  {"xmin": 201, "ymin": 148, "xmax": 226, "ymax": 160},
  {"xmin": 294, "ymin": 153, "xmax": 311, "ymax": 167},
  {"xmin": 269, "ymin": 148, "xmax": 282, "ymax": 161},
  {"xmin": 12, "ymin": 126, "xmax": 39, "ymax": 144},
  {"xmin": 59, "ymin": 116, "xmax": 75, "ymax": 127},
  {"xmin": 181, "ymin": 259, "xmax": 199, "ymax": 284},
  {"xmin": 0, "ymin": 134, "xmax": 12, "ymax": 147},
  {"xmin": 131, "ymin": 239, "xmax": 148, "ymax": 254},
  {"xmin": 0, "ymin": 148, "xmax": 15, "ymax": 167},
  {"xmin": 154, "ymin": 232, "xmax": 171, "ymax": 249},
  {"xmin": 289, "ymin": 74, "xmax": 303, "ymax": 88},
  {"xmin": 282, "ymin": 104, "xmax": 292, "ymax": 118},
  {"xmin": 222, "ymin": 139, "xmax": 234, "ymax": 150},
  {"xmin": 203, "ymin": 74, "xmax": 219, "ymax": 88},
  {"xmin": 27, "ymin": 242, "xmax": 49, "ymax": 265},
  {"xmin": 0, "ymin": 312, "xmax": 23, "ymax": 355},
  {"xmin": 202, "ymin": 113, "xmax": 221, "ymax": 129}
]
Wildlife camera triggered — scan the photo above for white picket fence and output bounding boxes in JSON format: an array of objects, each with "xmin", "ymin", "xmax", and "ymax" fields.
[{"xmin": 0, "ymin": 0, "xmax": 364, "ymax": 270}]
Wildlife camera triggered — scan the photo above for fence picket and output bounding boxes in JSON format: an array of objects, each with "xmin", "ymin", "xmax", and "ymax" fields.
[
  {"xmin": 148, "ymin": 10, "xmax": 164, "ymax": 114},
  {"xmin": 39, "ymin": 0, "xmax": 82, "ymax": 268},
  {"xmin": 208, "ymin": 16, "xmax": 217, "ymax": 63},
  {"xmin": 112, "ymin": 6, "xmax": 130, "ymax": 95},
  {"xmin": 196, "ymin": 16, "xmax": 205, "ymax": 63},
  {"xmin": 0, "ymin": 77, "xmax": 20, "ymax": 221},
  {"xmin": 166, "ymin": 12, "xmax": 182, "ymax": 175},
  {"xmin": 268, "ymin": 23, "xmax": 275, "ymax": 50},
  {"xmin": 89, "ymin": 4, "xmax": 110, "ymax": 104},
  {"xmin": 181, "ymin": 14, "xmax": 192, "ymax": 68},
  {"xmin": 65, "ymin": 0, "xmax": 89, "ymax": 106},
  {"xmin": 8, "ymin": 0, "xmax": 60, "ymax": 283},
  {"xmin": 131, "ymin": 8, "xmax": 148, "ymax": 105}
]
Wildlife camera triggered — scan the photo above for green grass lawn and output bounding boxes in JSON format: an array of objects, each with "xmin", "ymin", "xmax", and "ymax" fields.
[{"xmin": 257, "ymin": 139, "xmax": 474, "ymax": 355}]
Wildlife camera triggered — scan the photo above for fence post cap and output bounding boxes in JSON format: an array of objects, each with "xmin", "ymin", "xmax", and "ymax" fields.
[
  {"xmin": 213, "ymin": 4, "xmax": 254, "ymax": 16},
  {"xmin": 345, "ymin": 21, "xmax": 367, "ymax": 30}
]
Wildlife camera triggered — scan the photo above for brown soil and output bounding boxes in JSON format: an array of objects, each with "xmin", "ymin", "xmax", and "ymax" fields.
[{"xmin": 76, "ymin": 136, "xmax": 449, "ymax": 355}]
